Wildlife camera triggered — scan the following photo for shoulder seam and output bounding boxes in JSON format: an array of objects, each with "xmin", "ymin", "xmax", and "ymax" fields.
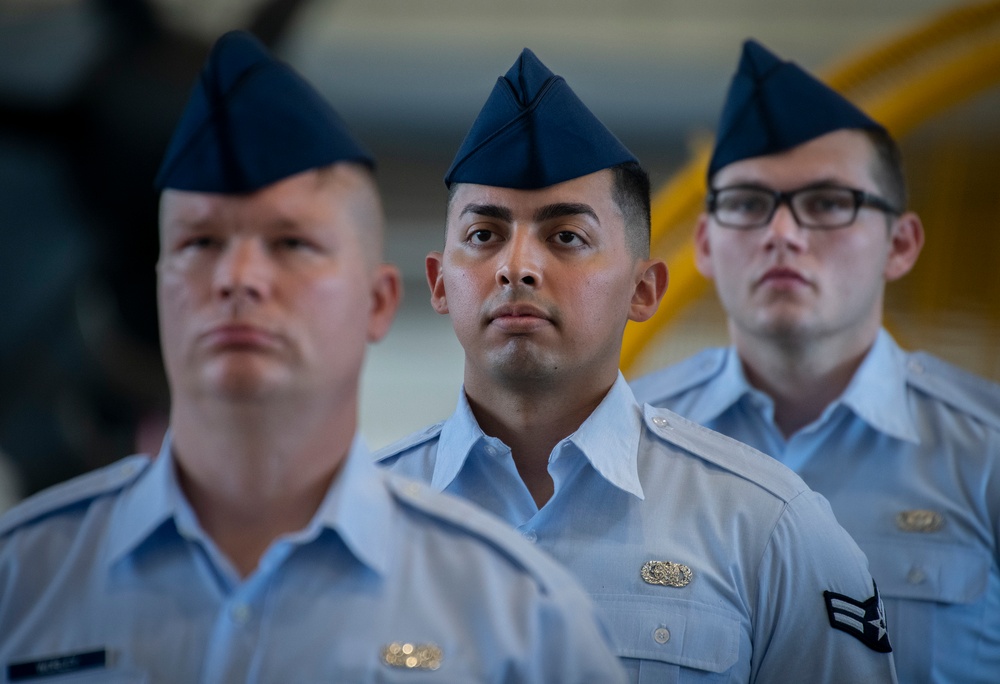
[
  {"xmin": 373, "ymin": 422, "xmax": 445, "ymax": 462},
  {"xmin": 644, "ymin": 407, "xmax": 807, "ymax": 504},
  {"xmin": 906, "ymin": 352, "xmax": 1000, "ymax": 429},
  {"xmin": 630, "ymin": 348, "xmax": 727, "ymax": 404},
  {"xmin": 0, "ymin": 456, "xmax": 149, "ymax": 536}
]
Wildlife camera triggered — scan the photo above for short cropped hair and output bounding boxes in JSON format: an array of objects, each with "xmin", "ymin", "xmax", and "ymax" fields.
[
  {"xmin": 862, "ymin": 128, "xmax": 907, "ymax": 212},
  {"xmin": 610, "ymin": 161, "xmax": 651, "ymax": 258}
]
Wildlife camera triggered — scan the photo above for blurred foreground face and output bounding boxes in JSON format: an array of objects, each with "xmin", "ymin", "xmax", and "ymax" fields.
[
  {"xmin": 697, "ymin": 129, "xmax": 909, "ymax": 346},
  {"xmin": 157, "ymin": 165, "xmax": 395, "ymax": 406},
  {"xmin": 429, "ymin": 169, "xmax": 648, "ymax": 391}
]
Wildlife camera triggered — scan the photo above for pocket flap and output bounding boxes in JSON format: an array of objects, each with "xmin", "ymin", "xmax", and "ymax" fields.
[
  {"xmin": 593, "ymin": 594, "xmax": 741, "ymax": 673},
  {"xmin": 863, "ymin": 538, "xmax": 989, "ymax": 604}
]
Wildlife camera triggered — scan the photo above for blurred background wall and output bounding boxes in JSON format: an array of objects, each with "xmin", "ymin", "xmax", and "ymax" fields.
[{"xmin": 1, "ymin": 0, "xmax": 997, "ymax": 510}]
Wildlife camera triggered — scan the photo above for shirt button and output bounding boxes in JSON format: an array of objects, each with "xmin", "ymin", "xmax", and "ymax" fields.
[
  {"xmin": 484, "ymin": 445, "xmax": 498, "ymax": 457},
  {"xmin": 651, "ymin": 416, "xmax": 671, "ymax": 430},
  {"xmin": 653, "ymin": 627, "xmax": 671, "ymax": 644},
  {"xmin": 908, "ymin": 359, "xmax": 925, "ymax": 374},
  {"xmin": 230, "ymin": 603, "xmax": 251, "ymax": 624},
  {"xmin": 907, "ymin": 566, "xmax": 927, "ymax": 584},
  {"xmin": 522, "ymin": 530, "xmax": 538, "ymax": 543}
]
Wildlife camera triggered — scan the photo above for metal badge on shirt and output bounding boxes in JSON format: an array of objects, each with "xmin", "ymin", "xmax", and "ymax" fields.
[
  {"xmin": 641, "ymin": 560, "xmax": 692, "ymax": 588},
  {"xmin": 896, "ymin": 509, "xmax": 944, "ymax": 533},
  {"xmin": 381, "ymin": 642, "xmax": 443, "ymax": 671}
]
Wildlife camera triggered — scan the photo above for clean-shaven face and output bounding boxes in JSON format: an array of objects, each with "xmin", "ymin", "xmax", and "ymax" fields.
[
  {"xmin": 697, "ymin": 129, "xmax": 904, "ymax": 347},
  {"xmin": 157, "ymin": 165, "xmax": 396, "ymax": 406},
  {"xmin": 428, "ymin": 169, "xmax": 651, "ymax": 392}
]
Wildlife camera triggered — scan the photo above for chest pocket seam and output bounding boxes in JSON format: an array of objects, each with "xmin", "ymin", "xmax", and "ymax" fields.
[
  {"xmin": 862, "ymin": 537, "xmax": 990, "ymax": 604},
  {"xmin": 592, "ymin": 593, "xmax": 742, "ymax": 673}
]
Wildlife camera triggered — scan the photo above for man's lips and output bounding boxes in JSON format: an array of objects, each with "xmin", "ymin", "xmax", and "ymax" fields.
[
  {"xmin": 201, "ymin": 323, "xmax": 281, "ymax": 350},
  {"xmin": 756, "ymin": 267, "xmax": 809, "ymax": 289},
  {"xmin": 488, "ymin": 303, "xmax": 551, "ymax": 332}
]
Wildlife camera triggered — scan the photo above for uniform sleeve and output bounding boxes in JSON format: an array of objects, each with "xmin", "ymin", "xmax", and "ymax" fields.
[{"xmin": 751, "ymin": 489, "xmax": 898, "ymax": 683}]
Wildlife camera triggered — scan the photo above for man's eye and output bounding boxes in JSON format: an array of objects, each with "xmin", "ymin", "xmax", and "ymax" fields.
[
  {"xmin": 469, "ymin": 229, "xmax": 496, "ymax": 244},
  {"xmin": 802, "ymin": 192, "xmax": 853, "ymax": 214},
  {"xmin": 276, "ymin": 237, "xmax": 310, "ymax": 250},
  {"xmin": 721, "ymin": 194, "xmax": 768, "ymax": 213},
  {"xmin": 181, "ymin": 236, "xmax": 217, "ymax": 250},
  {"xmin": 552, "ymin": 231, "xmax": 583, "ymax": 246}
]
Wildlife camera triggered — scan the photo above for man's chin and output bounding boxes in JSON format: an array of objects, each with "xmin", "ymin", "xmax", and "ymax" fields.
[
  {"xmin": 197, "ymin": 367, "xmax": 291, "ymax": 404},
  {"xmin": 486, "ymin": 346, "xmax": 563, "ymax": 390}
]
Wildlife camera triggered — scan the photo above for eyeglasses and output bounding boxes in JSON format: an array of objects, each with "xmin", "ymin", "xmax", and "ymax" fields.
[{"xmin": 706, "ymin": 184, "xmax": 901, "ymax": 230}]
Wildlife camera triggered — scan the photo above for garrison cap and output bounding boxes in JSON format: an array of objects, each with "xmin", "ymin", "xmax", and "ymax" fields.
[
  {"xmin": 154, "ymin": 30, "xmax": 373, "ymax": 193},
  {"xmin": 708, "ymin": 39, "xmax": 885, "ymax": 179},
  {"xmin": 444, "ymin": 48, "xmax": 637, "ymax": 189}
]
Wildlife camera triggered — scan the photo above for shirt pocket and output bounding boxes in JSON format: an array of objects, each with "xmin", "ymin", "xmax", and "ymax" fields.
[
  {"xmin": 863, "ymin": 538, "xmax": 990, "ymax": 604},
  {"xmin": 592, "ymin": 593, "xmax": 742, "ymax": 681}
]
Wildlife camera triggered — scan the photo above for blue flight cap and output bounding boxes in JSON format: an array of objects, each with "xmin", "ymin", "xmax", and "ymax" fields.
[
  {"xmin": 154, "ymin": 30, "xmax": 374, "ymax": 193},
  {"xmin": 444, "ymin": 48, "xmax": 638, "ymax": 189},
  {"xmin": 708, "ymin": 39, "xmax": 885, "ymax": 179}
]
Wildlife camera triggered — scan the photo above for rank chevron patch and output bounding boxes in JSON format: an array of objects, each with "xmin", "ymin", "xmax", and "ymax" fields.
[{"xmin": 823, "ymin": 582, "xmax": 892, "ymax": 653}]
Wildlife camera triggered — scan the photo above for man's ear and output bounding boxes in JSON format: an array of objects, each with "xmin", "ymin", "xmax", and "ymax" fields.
[
  {"xmin": 693, "ymin": 213, "xmax": 716, "ymax": 280},
  {"xmin": 425, "ymin": 251, "xmax": 449, "ymax": 314},
  {"xmin": 884, "ymin": 211, "xmax": 924, "ymax": 282},
  {"xmin": 367, "ymin": 263, "xmax": 403, "ymax": 343},
  {"xmin": 628, "ymin": 258, "xmax": 669, "ymax": 323}
]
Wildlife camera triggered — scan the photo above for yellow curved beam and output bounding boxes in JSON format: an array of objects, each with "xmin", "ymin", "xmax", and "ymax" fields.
[{"xmin": 621, "ymin": 1, "xmax": 1000, "ymax": 375}]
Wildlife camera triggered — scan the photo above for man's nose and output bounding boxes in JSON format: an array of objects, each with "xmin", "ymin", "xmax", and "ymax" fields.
[
  {"xmin": 495, "ymin": 230, "xmax": 542, "ymax": 287},
  {"xmin": 213, "ymin": 238, "xmax": 272, "ymax": 302},
  {"xmin": 763, "ymin": 202, "xmax": 808, "ymax": 251}
]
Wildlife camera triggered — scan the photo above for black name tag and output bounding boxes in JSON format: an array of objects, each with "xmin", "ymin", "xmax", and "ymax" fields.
[{"xmin": 7, "ymin": 649, "xmax": 106, "ymax": 681}]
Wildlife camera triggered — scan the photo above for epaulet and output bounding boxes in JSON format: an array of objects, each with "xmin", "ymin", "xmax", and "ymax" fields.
[
  {"xmin": 0, "ymin": 455, "xmax": 150, "ymax": 537},
  {"xmin": 643, "ymin": 405, "xmax": 807, "ymax": 503},
  {"xmin": 629, "ymin": 348, "xmax": 727, "ymax": 405},
  {"xmin": 382, "ymin": 472, "xmax": 563, "ymax": 593},
  {"xmin": 905, "ymin": 352, "xmax": 1000, "ymax": 430},
  {"xmin": 373, "ymin": 421, "xmax": 445, "ymax": 463}
]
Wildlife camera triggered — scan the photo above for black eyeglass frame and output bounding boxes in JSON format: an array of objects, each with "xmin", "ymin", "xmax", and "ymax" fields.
[{"xmin": 705, "ymin": 184, "xmax": 902, "ymax": 230}]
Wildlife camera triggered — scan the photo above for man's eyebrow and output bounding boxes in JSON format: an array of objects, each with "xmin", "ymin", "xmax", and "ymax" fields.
[
  {"xmin": 459, "ymin": 203, "xmax": 513, "ymax": 222},
  {"xmin": 534, "ymin": 202, "xmax": 599, "ymax": 224}
]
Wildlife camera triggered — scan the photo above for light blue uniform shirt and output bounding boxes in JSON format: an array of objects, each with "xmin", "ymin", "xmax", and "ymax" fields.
[
  {"xmin": 377, "ymin": 374, "xmax": 898, "ymax": 683},
  {"xmin": 630, "ymin": 329, "xmax": 1000, "ymax": 684},
  {"xmin": 0, "ymin": 433, "xmax": 626, "ymax": 684}
]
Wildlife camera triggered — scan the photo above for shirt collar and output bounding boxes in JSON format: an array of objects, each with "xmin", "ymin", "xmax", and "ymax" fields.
[
  {"xmin": 433, "ymin": 374, "xmax": 644, "ymax": 499},
  {"xmin": 431, "ymin": 389, "xmax": 490, "ymax": 491},
  {"xmin": 317, "ymin": 433, "xmax": 392, "ymax": 577},
  {"xmin": 107, "ymin": 431, "xmax": 392, "ymax": 577},
  {"xmin": 107, "ymin": 431, "xmax": 187, "ymax": 568},
  {"xmin": 837, "ymin": 329, "xmax": 920, "ymax": 444},
  {"xmin": 563, "ymin": 372, "xmax": 644, "ymax": 499}
]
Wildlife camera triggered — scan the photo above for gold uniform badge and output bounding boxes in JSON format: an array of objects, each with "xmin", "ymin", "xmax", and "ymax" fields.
[
  {"xmin": 896, "ymin": 509, "xmax": 944, "ymax": 533},
  {"xmin": 381, "ymin": 642, "xmax": 443, "ymax": 671}
]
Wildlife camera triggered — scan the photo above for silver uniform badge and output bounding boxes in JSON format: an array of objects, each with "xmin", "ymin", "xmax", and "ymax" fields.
[
  {"xmin": 381, "ymin": 642, "xmax": 443, "ymax": 671},
  {"xmin": 896, "ymin": 509, "xmax": 944, "ymax": 533},
  {"xmin": 641, "ymin": 560, "xmax": 692, "ymax": 588}
]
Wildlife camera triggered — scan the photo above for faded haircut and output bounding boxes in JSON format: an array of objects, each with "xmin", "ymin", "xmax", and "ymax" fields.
[
  {"xmin": 610, "ymin": 161, "xmax": 652, "ymax": 258},
  {"xmin": 861, "ymin": 128, "xmax": 907, "ymax": 212}
]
